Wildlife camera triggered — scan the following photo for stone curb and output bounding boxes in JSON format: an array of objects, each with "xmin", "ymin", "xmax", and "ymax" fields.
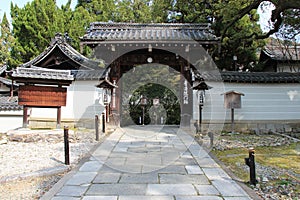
[
  {"xmin": 0, "ymin": 165, "xmax": 70, "ymax": 184},
  {"xmin": 209, "ymin": 151, "xmax": 263, "ymax": 200},
  {"xmin": 40, "ymin": 135, "xmax": 107, "ymax": 200}
]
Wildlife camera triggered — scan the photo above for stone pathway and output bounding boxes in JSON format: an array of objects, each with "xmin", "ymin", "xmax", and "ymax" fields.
[{"xmin": 42, "ymin": 126, "xmax": 253, "ymax": 200}]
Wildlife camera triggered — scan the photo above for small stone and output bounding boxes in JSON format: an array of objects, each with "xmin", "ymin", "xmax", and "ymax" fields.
[
  {"xmin": 0, "ymin": 139, "xmax": 8, "ymax": 145},
  {"xmin": 10, "ymin": 136, "xmax": 23, "ymax": 142},
  {"xmin": 24, "ymin": 138, "xmax": 35, "ymax": 143},
  {"xmin": 262, "ymin": 177, "xmax": 269, "ymax": 182}
]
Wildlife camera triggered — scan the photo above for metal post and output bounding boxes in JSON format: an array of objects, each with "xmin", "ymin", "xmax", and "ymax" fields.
[
  {"xmin": 142, "ymin": 106, "xmax": 145, "ymax": 125},
  {"xmin": 245, "ymin": 148, "xmax": 257, "ymax": 185},
  {"xmin": 199, "ymin": 104, "xmax": 202, "ymax": 133},
  {"xmin": 64, "ymin": 126, "xmax": 70, "ymax": 165},
  {"xmin": 102, "ymin": 112, "xmax": 106, "ymax": 134},
  {"xmin": 231, "ymin": 108, "xmax": 234, "ymax": 133},
  {"xmin": 95, "ymin": 115, "xmax": 99, "ymax": 141}
]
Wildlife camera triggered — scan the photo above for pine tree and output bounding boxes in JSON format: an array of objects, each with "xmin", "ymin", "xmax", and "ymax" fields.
[
  {"xmin": 115, "ymin": 0, "xmax": 152, "ymax": 23},
  {"xmin": 10, "ymin": 0, "xmax": 68, "ymax": 65},
  {"xmin": 76, "ymin": 0, "xmax": 117, "ymax": 22},
  {"xmin": 0, "ymin": 13, "xmax": 16, "ymax": 68}
]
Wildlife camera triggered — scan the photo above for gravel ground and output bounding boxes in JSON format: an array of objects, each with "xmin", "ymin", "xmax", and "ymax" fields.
[
  {"xmin": 0, "ymin": 128, "xmax": 100, "ymax": 199},
  {"xmin": 211, "ymin": 132, "xmax": 300, "ymax": 200}
]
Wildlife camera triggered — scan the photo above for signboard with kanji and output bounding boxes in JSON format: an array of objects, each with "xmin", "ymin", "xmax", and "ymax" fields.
[{"xmin": 18, "ymin": 85, "xmax": 67, "ymax": 107}]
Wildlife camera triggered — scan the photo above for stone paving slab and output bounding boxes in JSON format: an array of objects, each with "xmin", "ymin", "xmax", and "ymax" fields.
[
  {"xmin": 52, "ymin": 197, "xmax": 80, "ymax": 200},
  {"xmin": 79, "ymin": 161, "xmax": 103, "ymax": 172},
  {"xmin": 185, "ymin": 165, "xmax": 204, "ymax": 174},
  {"xmin": 146, "ymin": 184, "xmax": 197, "ymax": 195},
  {"xmin": 223, "ymin": 197, "xmax": 253, "ymax": 200},
  {"xmin": 56, "ymin": 185, "xmax": 89, "ymax": 197},
  {"xmin": 44, "ymin": 126, "xmax": 254, "ymax": 200},
  {"xmin": 86, "ymin": 184, "xmax": 147, "ymax": 196},
  {"xmin": 82, "ymin": 196, "xmax": 118, "ymax": 200},
  {"xmin": 119, "ymin": 173, "xmax": 159, "ymax": 183},
  {"xmin": 65, "ymin": 172, "xmax": 97, "ymax": 186},
  {"xmin": 82, "ymin": 197, "xmax": 118, "ymax": 200},
  {"xmin": 159, "ymin": 174, "xmax": 209, "ymax": 184},
  {"xmin": 202, "ymin": 167, "xmax": 232, "ymax": 180},
  {"xmin": 118, "ymin": 195, "xmax": 174, "ymax": 200},
  {"xmin": 175, "ymin": 196, "xmax": 223, "ymax": 200},
  {"xmin": 212, "ymin": 179, "xmax": 250, "ymax": 197},
  {"xmin": 194, "ymin": 184, "xmax": 220, "ymax": 195},
  {"xmin": 93, "ymin": 173, "xmax": 121, "ymax": 183}
]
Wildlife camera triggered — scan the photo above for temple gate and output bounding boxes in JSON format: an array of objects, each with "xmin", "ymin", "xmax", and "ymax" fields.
[{"xmin": 80, "ymin": 22, "xmax": 219, "ymax": 127}]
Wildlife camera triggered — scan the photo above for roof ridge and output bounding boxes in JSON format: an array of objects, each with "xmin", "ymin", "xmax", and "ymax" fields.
[{"xmin": 90, "ymin": 22, "xmax": 211, "ymax": 30}]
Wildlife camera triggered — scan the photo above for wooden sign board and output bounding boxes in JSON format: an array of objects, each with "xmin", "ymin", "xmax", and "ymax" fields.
[
  {"xmin": 19, "ymin": 85, "xmax": 67, "ymax": 107},
  {"xmin": 224, "ymin": 91, "xmax": 244, "ymax": 109}
]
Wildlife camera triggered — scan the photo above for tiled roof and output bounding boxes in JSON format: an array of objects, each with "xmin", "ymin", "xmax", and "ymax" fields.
[
  {"xmin": 0, "ymin": 77, "xmax": 19, "ymax": 87},
  {"xmin": 22, "ymin": 33, "xmax": 104, "ymax": 70},
  {"xmin": 222, "ymin": 72, "xmax": 300, "ymax": 83},
  {"xmin": 11, "ymin": 67, "xmax": 74, "ymax": 81},
  {"xmin": 195, "ymin": 71, "xmax": 300, "ymax": 83},
  {"xmin": 0, "ymin": 96, "xmax": 22, "ymax": 111},
  {"xmin": 81, "ymin": 22, "xmax": 219, "ymax": 42},
  {"xmin": 0, "ymin": 65, "xmax": 7, "ymax": 75},
  {"xmin": 72, "ymin": 70, "xmax": 105, "ymax": 80},
  {"xmin": 263, "ymin": 45, "xmax": 300, "ymax": 61}
]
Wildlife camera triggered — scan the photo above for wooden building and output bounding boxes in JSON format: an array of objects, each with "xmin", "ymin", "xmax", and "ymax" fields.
[
  {"xmin": 10, "ymin": 33, "xmax": 106, "ymax": 128},
  {"xmin": 2, "ymin": 23, "xmax": 300, "ymax": 133},
  {"xmin": 80, "ymin": 22, "xmax": 220, "ymax": 127},
  {"xmin": 260, "ymin": 44, "xmax": 300, "ymax": 72}
]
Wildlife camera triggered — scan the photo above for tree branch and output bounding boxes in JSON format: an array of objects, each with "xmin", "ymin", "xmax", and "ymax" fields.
[{"xmin": 221, "ymin": 0, "xmax": 300, "ymax": 41}]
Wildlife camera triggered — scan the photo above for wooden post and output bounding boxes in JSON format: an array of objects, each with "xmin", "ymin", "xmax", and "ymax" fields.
[
  {"xmin": 10, "ymin": 77, "xmax": 13, "ymax": 97},
  {"xmin": 106, "ymin": 105, "xmax": 109, "ymax": 123},
  {"xmin": 245, "ymin": 148, "xmax": 257, "ymax": 185},
  {"xmin": 57, "ymin": 107, "xmax": 61, "ymax": 129},
  {"xmin": 95, "ymin": 115, "xmax": 99, "ymax": 141},
  {"xmin": 231, "ymin": 108, "xmax": 235, "ymax": 133},
  {"xmin": 64, "ymin": 126, "xmax": 70, "ymax": 165},
  {"xmin": 102, "ymin": 112, "xmax": 106, "ymax": 134},
  {"xmin": 23, "ymin": 106, "xmax": 28, "ymax": 128}
]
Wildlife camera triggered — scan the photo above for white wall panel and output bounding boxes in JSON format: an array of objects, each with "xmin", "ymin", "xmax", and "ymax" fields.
[{"xmin": 194, "ymin": 82, "xmax": 300, "ymax": 122}]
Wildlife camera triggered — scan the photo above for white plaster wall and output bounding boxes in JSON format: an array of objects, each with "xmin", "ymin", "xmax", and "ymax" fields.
[
  {"xmin": 30, "ymin": 80, "xmax": 105, "ymax": 121},
  {"xmin": 0, "ymin": 110, "xmax": 23, "ymax": 132},
  {"xmin": 193, "ymin": 82, "xmax": 300, "ymax": 122},
  {"xmin": 0, "ymin": 84, "xmax": 10, "ymax": 92},
  {"xmin": 29, "ymin": 80, "xmax": 300, "ymax": 124}
]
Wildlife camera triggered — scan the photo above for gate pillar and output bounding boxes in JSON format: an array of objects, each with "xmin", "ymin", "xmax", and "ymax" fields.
[{"xmin": 180, "ymin": 62, "xmax": 193, "ymax": 127}]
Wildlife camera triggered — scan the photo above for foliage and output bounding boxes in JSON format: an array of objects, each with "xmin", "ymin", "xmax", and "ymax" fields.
[
  {"xmin": 113, "ymin": 0, "xmax": 152, "ymax": 23},
  {"xmin": 0, "ymin": 13, "xmax": 16, "ymax": 67},
  {"xmin": 128, "ymin": 83, "xmax": 180, "ymax": 125},
  {"xmin": 10, "ymin": 0, "xmax": 64, "ymax": 66},
  {"xmin": 76, "ymin": 0, "xmax": 116, "ymax": 22},
  {"xmin": 120, "ymin": 64, "xmax": 181, "ymax": 126},
  {"xmin": 4, "ymin": 0, "xmax": 299, "ymax": 70},
  {"xmin": 158, "ymin": 0, "xmax": 266, "ymax": 71}
]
